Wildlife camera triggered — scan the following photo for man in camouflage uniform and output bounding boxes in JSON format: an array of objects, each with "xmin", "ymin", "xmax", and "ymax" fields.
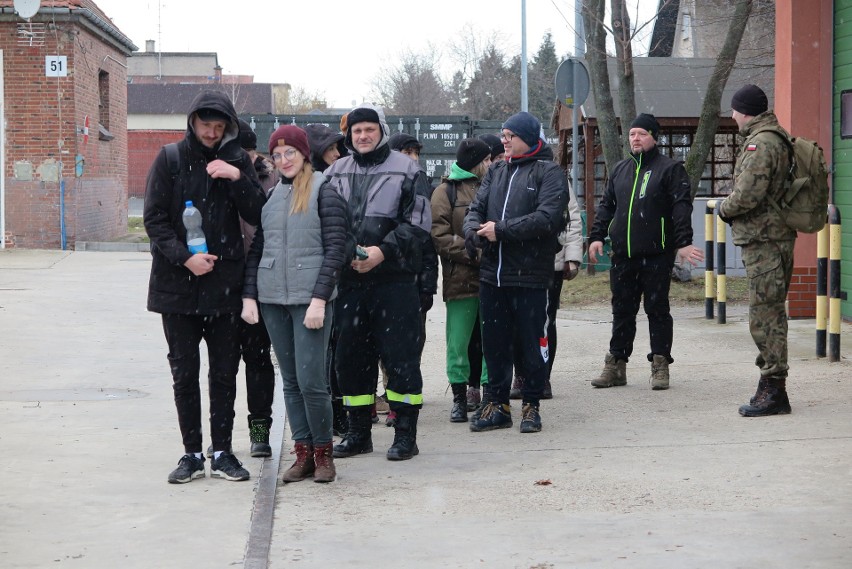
[{"xmin": 719, "ymin": 84, "xmax": 797, "ymax": 417}]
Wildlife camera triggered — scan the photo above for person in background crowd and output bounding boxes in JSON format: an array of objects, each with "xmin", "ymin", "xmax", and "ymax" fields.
[
  {"xmin": 325, "ymin": 103, "xmax": 432, "ymax": 461},
  {"xmin": 478, "ymin": 133, "xmax": 506, "ymax": 163},
  {"xmin": 718, "ymin": 84, "xmax": 797, "ymax": 417},
  {"xmin": 510, "ymin": 180, "xmax": 583, "ymax": 401},
  {"xmin": 144, "ymin": 90, "xmax": 265, "ymax": 484},
  {"xmin": 305, "ymin": 122, "xmax": 349, "ymax": 437},
  {"xmin": 464, "ymin": 111, "xmax": 569, "ymax": 434},
  {"xmin": 304, "ymin": 123, "xmax": 348, "ymax": 173},
  {"xmin": 216, "ymin": 119, "xmax": 277, "ymax": 459},
  {"xmin": 431, "ymin": 138, "xmax": 492, "ymax": 423},
  {"xmin": 242, "ymin": 124, "xmax": 348, "ymax": 483},
  {"xmin": 588, "ymin": 113, "xmax": 703, "ymax": 391}
]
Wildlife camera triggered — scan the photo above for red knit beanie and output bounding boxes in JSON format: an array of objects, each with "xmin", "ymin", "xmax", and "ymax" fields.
[{"xmin": 268, "ymin": 125, "xmax": 310, "ymax": 159}]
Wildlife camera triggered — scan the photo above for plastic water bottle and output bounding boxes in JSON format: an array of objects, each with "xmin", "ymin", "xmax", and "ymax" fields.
[{"xmin": 182, "ymin": 201, "xmax": 208, "ymax": 254}]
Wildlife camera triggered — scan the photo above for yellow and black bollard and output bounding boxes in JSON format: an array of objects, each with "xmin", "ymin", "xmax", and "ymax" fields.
[
  {"xmin": 705, "ymin": 200, "xmax": 716, "ymax": 320},
  {"xmin": 828, "ymin": 205, "xmax": 842, "ymax": 362}
]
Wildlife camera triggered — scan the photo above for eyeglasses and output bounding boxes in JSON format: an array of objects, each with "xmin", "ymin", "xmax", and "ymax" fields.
[
  {"xmin": 500, "ymin": 132, "xmax": 516, "ymax": 142},
  {"xmin": 272, "ymin": 148, "xmax": 299, "ymax": 162}
]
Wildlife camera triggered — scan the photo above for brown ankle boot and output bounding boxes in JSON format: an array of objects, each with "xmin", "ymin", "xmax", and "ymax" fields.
[
  {"xmin": 312, "ymin": 442, "xmax": 336, "ymax": 483},
  {"xmin": 281, "ymin": 442, "xmax": 314, "ymax": 483}
]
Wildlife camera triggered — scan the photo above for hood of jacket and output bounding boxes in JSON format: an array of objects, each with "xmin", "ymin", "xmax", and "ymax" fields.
[
  {"xmin": 343, "ymin": 103, "xmax": 391, "ymax": 164},
  {"xmin": 185, "ymin": 90, "xmax": 242, "ymax": 161},
  {"xmin": 304, "ymin": 123, "xmax": 347, "ymax": 171}
]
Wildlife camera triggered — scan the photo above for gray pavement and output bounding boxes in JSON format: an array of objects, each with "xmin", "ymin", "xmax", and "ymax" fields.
[{"xmin": 1, "ymin": 249, "xmax": 850, "ymax": 569}]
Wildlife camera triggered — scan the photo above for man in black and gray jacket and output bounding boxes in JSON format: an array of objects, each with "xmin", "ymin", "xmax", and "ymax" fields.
[
  {"xmin": 463, "ymin": 111, "xmax": 569, "ymax": 434},
  {"xmin": 322, "ymin": 103, "xmax": 432, "ymax": 461}
]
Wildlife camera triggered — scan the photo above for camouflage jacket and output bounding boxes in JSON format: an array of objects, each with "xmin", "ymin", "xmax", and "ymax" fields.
[{"xmin": 718, "ymin": 112, "xmax": 797, "ymax": 246}]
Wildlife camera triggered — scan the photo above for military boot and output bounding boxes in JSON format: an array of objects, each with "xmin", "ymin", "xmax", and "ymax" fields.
[
  {"xmin": 749, "ymin": 377, "xmax": 770, "ymax": 405},
  {"xmin": 591, "ymin": 353, "xmax": 627, "ymax": 388},
  {"xmin": 450, "ymin": 383, "xmax": 468, "ymax": 423},
  {"xmin": 387, "ymin": 408, "xmax": 419, "ymax": 461},
  {"xmin": 739, "ymin": 377, "xmax": 792, "ymax": 417},
  {"xmin": 249, "ymin": 418, "xmax": 272, "ymax": 457},
  {"xmin": 650, "ymin": 354, "xmax": 670, "ymax": 390},
  {"xmin": 332, "ymin": 407, "xmax": 374, "ymax": 458}
]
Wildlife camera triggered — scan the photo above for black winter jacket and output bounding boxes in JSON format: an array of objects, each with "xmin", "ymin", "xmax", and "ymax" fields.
[
  {"xmin": 144, "ymin": 90, "xmax": 266, "ymax": 315},
  {"xmin": 589, "ymin": 145, "xmax": 693, "ymax": 260},
  {"xmin": 463, "ymin": 144, "xmax": 569, "ymax": 289}
]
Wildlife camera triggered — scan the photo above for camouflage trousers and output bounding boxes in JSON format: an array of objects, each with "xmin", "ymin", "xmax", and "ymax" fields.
[{"xmin": 741, "ymin": 240, "xmax": 795, "ymax": 379}]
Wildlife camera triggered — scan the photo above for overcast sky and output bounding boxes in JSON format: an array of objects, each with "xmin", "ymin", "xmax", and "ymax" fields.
[{"xmin": 92, "ymin": 0, "xmax": 656, "ymax": 109}]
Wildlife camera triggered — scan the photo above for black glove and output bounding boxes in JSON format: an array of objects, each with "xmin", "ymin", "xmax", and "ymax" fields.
[
  {"xmin": 564, "ymin": 262, "xmax": 580, "ymax": 281},
  {"xmin": 464, "ymin": 231, "xmax": 479, "ymax": 261},
  {"xmin": 419, "ymin": 293, "xmax": 434, "ymax": 313}
]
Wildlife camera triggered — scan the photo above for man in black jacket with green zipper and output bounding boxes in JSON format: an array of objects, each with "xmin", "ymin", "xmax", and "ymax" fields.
[{"xmin": 588, "ymin": 113, "xmax": 703, "ymax": 391}]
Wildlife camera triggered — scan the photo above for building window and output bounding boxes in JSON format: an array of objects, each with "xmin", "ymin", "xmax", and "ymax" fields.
[
  {"xmin": 98, "ymin": 70, "xmax": 114, "ymax": 141},
  {"xmin": 842, "ymin": 90, "xmax": 852, "ymax": 139}
]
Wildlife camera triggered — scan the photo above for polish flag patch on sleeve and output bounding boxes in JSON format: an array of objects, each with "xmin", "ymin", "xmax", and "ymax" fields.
[{"xmin": 746, "ymin": 144, "xmax": 758, "ymax": 151}]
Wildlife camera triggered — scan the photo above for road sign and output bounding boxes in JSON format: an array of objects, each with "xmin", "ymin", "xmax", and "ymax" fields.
[{"xmin": 554, "ymin": 58, "xmax": 590, "ymax": 108}]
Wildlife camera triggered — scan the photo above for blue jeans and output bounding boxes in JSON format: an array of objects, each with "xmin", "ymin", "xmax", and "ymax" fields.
[{"xmin": 261, "ymin": 302, "xmax": 333, "ymax": 446}]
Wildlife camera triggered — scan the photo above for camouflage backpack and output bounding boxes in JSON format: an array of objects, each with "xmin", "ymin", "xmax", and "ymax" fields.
[{"xmin": 759, "ymin": 129, "xmax": 830, "ymax": 233}]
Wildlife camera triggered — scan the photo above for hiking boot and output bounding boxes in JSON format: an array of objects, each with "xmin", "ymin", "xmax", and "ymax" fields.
[
  {"xmin": 470, "ymin": 402, "xmax": 513, "ymax": 432},
  {"xmin": 466, "ymin": 386, "xmax": 481, "ymax": 411},
  {"xmin": 542, "ymin": 379, "xmax": 553, "ymax": 399},
  {"xmin": 650, "ymin": 354, "xmax": 670, "ymax": 390},
  {"xmin": 509, "ymin": 375, "xmax": 524, "ymax": 399},
  {"xmin": 450, "ymin": 383, "xmax": 468, "ymax": 423},
  {"xmin": 739, "ymin": 378, "xmax": 792, "ymax": 417},
  {"xmin": 210, "ymin": 452, "xmax": 250, "ymax": 481},
  {"xmin": 385, "ymin": 410, "xmax": 397, "ymax": 427},
  {"xmin": 167, "ymin": 454, "xmax": 205, "ymax": 484},
  {"xmin": 519, "ymin": 403, "xmax": 542, "ymax": 433},
  {"xmin": 332, "ymin": 398, "xmax": 348, "ymax": 437},
  {"xmin": 470, "ymin": 401, "xmax": 487, "ymax": 423},
  {"xmin": 591, "ymin": 353, "xmax": 627, "ymax": 388},
  {"xmin": 333, "ymin": 407, "xmax": 374, "ymax": 458},
  {"xmin": 249, "ymin": 418, "xmax": 272, "ymax": 457},
  {"xmin": 313, "ymin": 442, "xmax": 336, "ymax": 483},
  {"xmin": 375, "ymin": 394, "xmax": 390, "ymax": 415},
  {"xmin": 387, "ymin": 408, "xmax": 419, "ymax": 461},
  {"xmin": 282, "ymin": 441, "xmax": 315, "ymax": 483}
]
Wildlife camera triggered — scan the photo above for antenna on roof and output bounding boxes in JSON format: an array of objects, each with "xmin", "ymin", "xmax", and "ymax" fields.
[{"xmin": 13, "ymin": 0, "xmax": 41, "ymax": 19}]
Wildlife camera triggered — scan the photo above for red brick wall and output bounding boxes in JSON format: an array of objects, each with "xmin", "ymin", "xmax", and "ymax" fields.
[
  {"xmin": 1, "ymin": 18, "xmax": 130, "ymax": 248},
  {"xmin": 788, "ymin": 266, "xmax": 817, "ymax": 319},
  {"xmin": 128, "ymin": 130, "xmax": 184, "ymax": 198}
]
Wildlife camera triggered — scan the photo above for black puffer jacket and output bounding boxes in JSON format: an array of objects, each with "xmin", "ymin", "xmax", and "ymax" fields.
[
  {"xmin": 589, "ymin": 145, "xmax": 693, "ymax": 260},
  {"xmin": 463, "ymin": 144, "xmax": 568, "ymax": 289},
  {"xmin": 144, "ymin": 90, "xmax": 266, "ymax": 315}
]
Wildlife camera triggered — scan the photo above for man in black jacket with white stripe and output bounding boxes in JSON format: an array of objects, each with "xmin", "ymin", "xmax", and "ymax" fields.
[{"xmin": 464, "ymin": 111, "xmax": 569, "ymax": 434}]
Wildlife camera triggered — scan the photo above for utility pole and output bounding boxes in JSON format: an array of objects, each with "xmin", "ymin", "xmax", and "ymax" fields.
[{"xmin": 572, "ymin": 1, "xmax": 585, "ymax": 199}]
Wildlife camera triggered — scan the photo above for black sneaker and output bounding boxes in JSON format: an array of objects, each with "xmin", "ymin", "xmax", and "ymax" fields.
[
  {"xmin": 210, "ymin": 452, "xmax": 250, "ymax": 481},
  {"xmin": 469, "ymin": 402, "xmax": 513, "ymax": 432},
  {"xmin": 519, "ymin": 403, "xmax": 542, "ymax": 433},
  {"xmin": 167, "ymin": 454, "xmax": 205, "ymax": 484}
]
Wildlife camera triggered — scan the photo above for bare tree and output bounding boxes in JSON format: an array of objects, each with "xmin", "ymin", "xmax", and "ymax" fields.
[
  {"xmin": 582, "ymin": 0, "xmax": 623, "ymax": 174},
  {"xmin": 611, "ymin": 0, "xmax": 635, "ymax": 156},
  {"xmin": 684, "ymin": 0, "xmax": 754, "ymax": 199},
  {"xmin": 372, "ymin": 49, "xmax": 452, "ymax": 115},
  {"xmin": 283, "ymin": 85, "xmax": 328, "ymax": 114}
]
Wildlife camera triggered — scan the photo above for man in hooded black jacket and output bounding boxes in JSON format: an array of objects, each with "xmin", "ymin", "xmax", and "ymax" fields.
[
  {"xmin": 463, "ymin": 111, "xmax": 569, "ymax": 435},
  {"xmin": 144, "ymin": 90, "xmax": 266, "ymax": 484}
]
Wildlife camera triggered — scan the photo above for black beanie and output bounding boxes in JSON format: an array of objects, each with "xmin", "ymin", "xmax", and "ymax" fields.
[
  {"xmin": 456, "ymin": 138, "xmax": 491, "ymax": 172},
  {"xmin": 388, "ymin": 133, "xmax": 422, "ymax": 152},
  {"xmin": 731, "ymin": 84, "xmax": 768, "ymax": 116},
  {"xmin": 478, "ymin": 134, "xmax": 503, "ymax": 160},
  {"xmin": 238, "ymin": 119, "xmax": 257, "ymax": 150},
  {"xmin": 502, "ymin": 111, "xmax": 542, "ymax": 148},
  {"xmin": 195, "ymin": 107, "xmax": 231, "ymax": 123},
  {"xmin": 346, "ymin": 107, "xmax": 382, "ymax": 128},
  {"xmin": 629, "ymin": 113, "xmax": 660, "ymax": 140}
]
